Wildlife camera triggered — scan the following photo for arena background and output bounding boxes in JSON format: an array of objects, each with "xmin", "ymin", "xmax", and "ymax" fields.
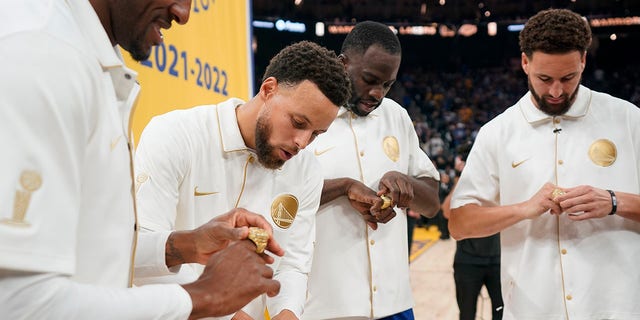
[
  {"xmin": 121, "ymin": 2, "xmax": 640, "ymax": 318},
  {"xmin": 250, "ymin": 2, "xmax": 640, "ymax": 318},
  {"xmin": 125, "ymin": 1, "xmax": 640, "ymax": 143},
  {"xmin": 252, "ymin": 0, "xmax": 640, "ymax": 87},
  {"xmin": 251, "ymin": 0, "xmax": 640, "ymax": 169}
]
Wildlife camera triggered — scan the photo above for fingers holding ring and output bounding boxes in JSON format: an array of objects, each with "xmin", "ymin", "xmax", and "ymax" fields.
[
  {"xmin": 380, "ymin": 195, "xmax": 392, "ymax": 209},
  {"xmin": 248, "ymin": 227, "xmax": 269, "ymax": 254}
]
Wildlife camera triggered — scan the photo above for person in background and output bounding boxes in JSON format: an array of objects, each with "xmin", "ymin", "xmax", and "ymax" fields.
[
  {"xmin": 133, "ymin": 40, "xmax": 351, "ymax": 320},
  {"xmin": 1, "ymin": 0, "xmax": 284, "ymax": 318},
  {"xmin": 442, "ymin": 143, "xmax": 502, "ymax": 320},
  {"xmin": 450, "ymin": 8, "xmax": 640, "ymax": 319},
  {"xmin": 303, "ymin": 21, "xmax": 440, "ymax": 320},
  {"xmin": 433, "ymin": 169, "xmax": 453, "ymax": 239}
]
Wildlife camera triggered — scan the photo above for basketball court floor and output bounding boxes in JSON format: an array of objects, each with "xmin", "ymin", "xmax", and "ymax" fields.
[{"xmin": 410, "ymin": 226, "xmax": 494, "ymax": 320}]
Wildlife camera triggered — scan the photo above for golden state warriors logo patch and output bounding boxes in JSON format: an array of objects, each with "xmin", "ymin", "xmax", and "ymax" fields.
[
  {"xmin": 588, "ymin": 139, "xmax": 616, "ymax": 167},
  {"xmin": 383, "ymin": 136, "xmax": 399, "ymax": 162},
  {"xmin": 271, "ymin": 194, "xmax": 299, "ymax": 229}
]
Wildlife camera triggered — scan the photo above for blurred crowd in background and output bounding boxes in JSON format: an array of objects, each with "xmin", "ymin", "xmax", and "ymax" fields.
[{"xmin": 391, "ymin": 64, "xmax": 640, "ymax": 184}]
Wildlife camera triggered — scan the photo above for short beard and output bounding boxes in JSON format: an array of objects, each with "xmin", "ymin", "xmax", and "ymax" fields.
[
  {"xmin": 345, "ymin": 99, "xmax": 366, "ymax": 117},
  {"xmin": 254, "ymin": 113, "xmax": 284, "ymax": 170},
  {"xmin": 528, "ymin": 78, "xmax": 579, "ymax": 116},
  {"xmin": 346, "ymin": 96, "xmax": 383, "ymax": 117},
  {"xmin": 345, "ymin": 79, "xmax": 365, "ymax": 116},
  {"xmin": 345, "ymin": 76, "xmax": 381, "ymax": 117}
]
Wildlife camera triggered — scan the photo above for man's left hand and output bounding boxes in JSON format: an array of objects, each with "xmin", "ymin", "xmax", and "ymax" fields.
[
  {"xmin": 555, "ymin": 185, "xmax": 613, "ymax": 220},
  {"xmin": 378, "ymin": 171, "xmax": 415, "ymax": 209}
]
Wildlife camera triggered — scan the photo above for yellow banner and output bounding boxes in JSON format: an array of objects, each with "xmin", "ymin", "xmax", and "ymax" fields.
[{"xmin": 123, "ymin": 0, "xmax": 252, "ymax": 144}]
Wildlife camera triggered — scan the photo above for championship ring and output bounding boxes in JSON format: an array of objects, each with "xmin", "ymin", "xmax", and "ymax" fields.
[
  {"xmin": 551, "ymin": 188, "xmax": 565, "ymax": 200},
  {"xmin": 380, "ymin": 195, "xmax": 392, "ymax": 209},
  {"xmin": 248, "ymin": 227, "xmax": 269, "ymax": 254}
]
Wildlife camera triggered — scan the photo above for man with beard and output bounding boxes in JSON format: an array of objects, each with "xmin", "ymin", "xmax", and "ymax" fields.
[
  {"xmin": 303, "ymin": 21, "xmax": 440, "ymax": 320},
  {"xmin": 1, "ymin": 0, "xmax": 288, "ymax": 318},
  {"xmin": 449, "ymin": 8, "xmax": 640, "ymax": 319},
  {"xmin": 133, "ymin": 40, "xmax": 350, "ymax": 320}
]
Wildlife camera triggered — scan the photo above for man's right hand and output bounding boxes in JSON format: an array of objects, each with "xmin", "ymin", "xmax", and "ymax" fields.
[
  {"xmin": 166, "ymin": 208, "xmax": 285, "ymax": 267},
  {"xmin": 182, "ymin": 240, "xmax": 281, "ymax": 319},
  {"xmin": 522, "ymin": 182, "xmax": 563, "ymax": 219},
  {"xmin": 346, "ymin": 180, "xmax": 396, "ymax": 230}
]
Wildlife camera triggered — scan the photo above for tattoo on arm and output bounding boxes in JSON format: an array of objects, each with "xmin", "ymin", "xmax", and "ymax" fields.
[{"xmin": 165, "ymin": 235, "xmax": 185, "ymax": 267}]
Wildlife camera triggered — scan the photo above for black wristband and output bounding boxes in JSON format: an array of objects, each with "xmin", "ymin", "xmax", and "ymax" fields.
[{"xmin": 606, "ymin": 189, "xmax": 617, "ymax": 215}]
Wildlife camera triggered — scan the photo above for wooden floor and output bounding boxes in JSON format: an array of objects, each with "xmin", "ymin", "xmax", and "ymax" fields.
[{"xmin": 409, "ymin": 226, "xmax": 494, "ymax": 320}]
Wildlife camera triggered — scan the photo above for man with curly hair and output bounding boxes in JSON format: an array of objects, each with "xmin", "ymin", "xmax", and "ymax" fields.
[
  {"xmin": 449, "ymin": 8, "xmax": 640, "ymax": 319},
  {"xmin": 133, "ymin": 40, "xmax": 350, "ymax": 320}
]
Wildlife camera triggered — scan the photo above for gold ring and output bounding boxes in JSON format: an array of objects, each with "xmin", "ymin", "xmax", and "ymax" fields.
[
  {"xmin": 248, "ymin": 227, "xmax": 269, "ymax": 254},
  {"xmin": 380, "ymin": 195, "xmax": 392, "ymax": 209},
  {"xmin": 551, "ymin": 188, "xmax": 565, "ymax": 201}
]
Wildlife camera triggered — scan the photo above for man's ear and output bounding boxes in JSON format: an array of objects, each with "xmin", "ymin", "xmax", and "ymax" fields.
[
  {"xmin": 521, "ymin": 52, "xmax": 530, "ymax": 75},
  {"xmin": 260, "ymin": 77, "xmax": 278, "ymax": 100},
  {"xmin": 338, "ymin": 53, "xmax": 348, "ymax": 67}
]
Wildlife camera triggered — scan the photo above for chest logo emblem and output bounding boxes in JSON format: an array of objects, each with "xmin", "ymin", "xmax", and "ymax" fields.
[
  {"xmin": 314, "ymin": 146, "xmax": 334, "ymax": 156},
  {"xmin": 382, "ymin": 136, "xmax": 399, "ymax": 162},
  {"xmin": 511, "ymin": 159, "xmax": 528, "ymax": 168},
  {"xmin": 271, "ymin": 194, "xmax": 299, "ymax": 229},
  {"xmin": 194, "ymin": 186, "xmax": 218, "ymax": 197},
  {"xmin": 588, "ymin": 139, "xmax": 616, "ymax": 167}
]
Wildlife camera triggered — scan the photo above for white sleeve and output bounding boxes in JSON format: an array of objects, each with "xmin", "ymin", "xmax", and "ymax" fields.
[
  {"xmin": 267, "ymin": 271, "xmax": 308, "ymax": 317},
  {"xmin": 266, "ymin": 161, "xmax": 321, "ymax": 317},
  {"xmin": 134, "ymin": 230, "xmax": 182, "ymax": 277},
  {"xmin": 135, "ymin": 114, "xmax": 189, "ymax": 231},
  {"xmin": 0, "ymin": 31, "xmax": 93, "ymax": 274},
  {"xmin": 450, "ymin": 124, "xmax": 501, "ymax": 209},
  {"xmin": 402, "ymin": 107, "xmax": 439, "ymax": 180},
  {"xmin": 0, "ymin": 270, "xmax": 192, "ymax": 319}
]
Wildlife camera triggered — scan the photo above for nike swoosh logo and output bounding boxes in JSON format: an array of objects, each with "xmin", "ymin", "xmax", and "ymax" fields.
[
  {"xmin": 314, "ymin": 146, "xmax": 334, "ymax": 156},
  {"xmin": 511, "ymin": 159, "xmax": 529, "ymax": 168},
  {"xmin": 194, "ymin": 186, "xmax": 218, "ymax": 197},
  {"xmin": 110, "ymin": 136, "xmax": 122, "ymax": 151}
]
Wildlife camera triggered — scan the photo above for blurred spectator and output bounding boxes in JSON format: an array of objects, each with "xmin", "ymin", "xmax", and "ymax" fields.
[{"xmin": 443, "ymin": 142, "xmax": 503, "ymax": 320}]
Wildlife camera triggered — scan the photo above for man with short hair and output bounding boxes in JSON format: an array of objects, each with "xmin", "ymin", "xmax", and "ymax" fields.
[{"xmin": 303, "ymin": 21, "xmax": 441, "ymax": 320}]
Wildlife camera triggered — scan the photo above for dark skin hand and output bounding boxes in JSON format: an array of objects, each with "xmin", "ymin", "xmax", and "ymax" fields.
[
  {"xmin": 346, "ymin": 179, "xmax": 396, "ymax": 230},
  {"xmin": 165, "ymin": 208, "xmax": 285, "ymax": 268},
  {"xmin": 377, "ymin": 171, "xmax": 440, "ymax": 219},
  {"xmin": 321, "ymin": 177, "xmax": 394, "ymax": 230},
  {"xmin": 166, "ymin": 209, "xmax": 285, "ymax": 319},
  {"xmin": 182, "ymin": 240, "xmax": 281, "ymax": 319},
  {"xmin": 321, "ymin": 172, "xmax": 439, "ymax": 229}
]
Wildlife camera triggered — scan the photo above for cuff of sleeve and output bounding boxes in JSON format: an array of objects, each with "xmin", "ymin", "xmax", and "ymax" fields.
[
  {"xmin": 267, "ymin": 271, "xmax": 306, "ymax": 318},
  {"xmin": 172, "ymin": 284, "xmax": 193, "ymax": 319},
  {"xmin": 137, "ymin": 283, "xmax": 192, "ymax": 319},
  {"xmin": 134, "ymin": 230, "xmax": 181, "ymax": 279}
]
